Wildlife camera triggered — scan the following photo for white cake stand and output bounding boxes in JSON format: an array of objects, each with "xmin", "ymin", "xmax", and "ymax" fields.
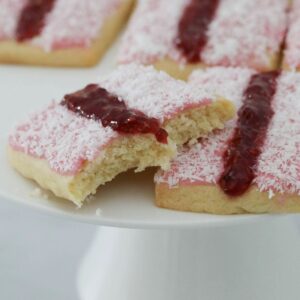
[{"xmin": 1, "ymin": 48, "xmax": 299, "ymax": 300}]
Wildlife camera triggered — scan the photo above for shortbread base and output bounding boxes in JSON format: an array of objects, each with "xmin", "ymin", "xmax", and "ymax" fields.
[
  {"xmin": 155, "ymin": 183, "xmax": 300, "ymax": 215},
  {"xmin": 0, "ymin": 0, "xmax": 134, "ymax": 67}
]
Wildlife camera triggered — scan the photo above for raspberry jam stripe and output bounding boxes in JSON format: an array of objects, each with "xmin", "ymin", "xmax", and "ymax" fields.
[
  {"xmin": 218, "ymin": 71, "xmax": 280, "ymax": 197},
  {"xmin": 16, "ymin": 0, "xmax": 56, "ymax": 42},
  {"xmin": 61, "ymin": 84, "xmax": 168, "ymax": 144},
  {"xmin": 175, "ymin": 0, "xmax": 219, "ymax": 62}
]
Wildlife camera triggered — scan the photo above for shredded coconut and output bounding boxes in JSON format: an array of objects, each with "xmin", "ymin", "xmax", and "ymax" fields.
[{"xmin": 118, "ymin": 0, "xmax": 287, "ymax": 70}]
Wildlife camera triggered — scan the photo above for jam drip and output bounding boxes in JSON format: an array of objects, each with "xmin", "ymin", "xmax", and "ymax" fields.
[
  {"xmin": 218, "ymin": 71, "xmax": 280, "ymax": 197},
  {"xmin": 16, "ymin": 0, "xmax": 56, "ymax": 42},
  {"xmin": 176, "ymin": 0, "xmax": 219, "ymax": 63},
  {"xmin": 61, "ymin": 84, "xmax": 168, "ymax": 144}
]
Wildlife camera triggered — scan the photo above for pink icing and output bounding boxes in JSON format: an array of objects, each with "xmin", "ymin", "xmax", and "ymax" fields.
[
  {"xmin": 283, "ymin": 0, "xmax": 300, "ymax": 70},
  {"xmin": 155, "ymin": 68, "xmax": 300, "ymax": 197},
  {"xmin": 9, "ymin": 64, "xmax": 213, "ymax": 176},
  {"xmin": 0, "ymin": 0, "xmax": 123, "ymax": 50},
  {"xmin": 118, "ymin": 0, "xmax": 288, "ymax": 70}
]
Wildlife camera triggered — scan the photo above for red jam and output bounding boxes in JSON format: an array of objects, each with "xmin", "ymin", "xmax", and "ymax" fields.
[
  {"xmin": 61, "ymin": 84, "xmax": 168, "ymax": 144},
  {"xmin": 175, "ymin": 0, "xmax": 219, "ymax": 63},
  {"xmin": 16, "ymin": 0, "xmax": 56, "ymax": 42},
  {"xmin": 218, "ymin": 71, "xmax": 280, "ymax": 197}
]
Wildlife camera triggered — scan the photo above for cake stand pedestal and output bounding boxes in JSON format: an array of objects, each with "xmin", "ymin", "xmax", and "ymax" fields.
[{"xmin": 77, "ymin": 216, "xmax": 300, "ymax": 300}]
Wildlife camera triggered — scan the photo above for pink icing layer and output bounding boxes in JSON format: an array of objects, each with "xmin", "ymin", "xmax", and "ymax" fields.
[
  {"xmin": 0, "ymin": 0, "xmax": 123, "ymax": 50},
  {"xmin": 155, "ymin": 68, "xmax": 300, "ymax": 197},
  {"xmin": 118, "ymin": 0, "xmax": 288, "ymax": 70},
  {"xmin": 283, "ymin": 0, "xmax": 300, "ymax": 70},
  {"xmin": 9, "ymin": 64, "xmax": 213, "ymax": 176}
]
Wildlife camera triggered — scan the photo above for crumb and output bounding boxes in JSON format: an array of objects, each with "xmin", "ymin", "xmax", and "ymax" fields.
[
  {"xmin": 96, "ymin": 208, "xmax": 102, "ymax": 216},
  {"xmin": 188, "ymin": 138, "xmax": 198, "ymax": 147},
  {"xmin": 30, "ymin": 187, "xmax": 49, "ymax": 200},
  {"xmin": 85, "ymin": 194, "xmax": 95, "ymax": 203},
  {"xmin": 30, "ymin": 188, "xmax": 43, "ymax": 198}
]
